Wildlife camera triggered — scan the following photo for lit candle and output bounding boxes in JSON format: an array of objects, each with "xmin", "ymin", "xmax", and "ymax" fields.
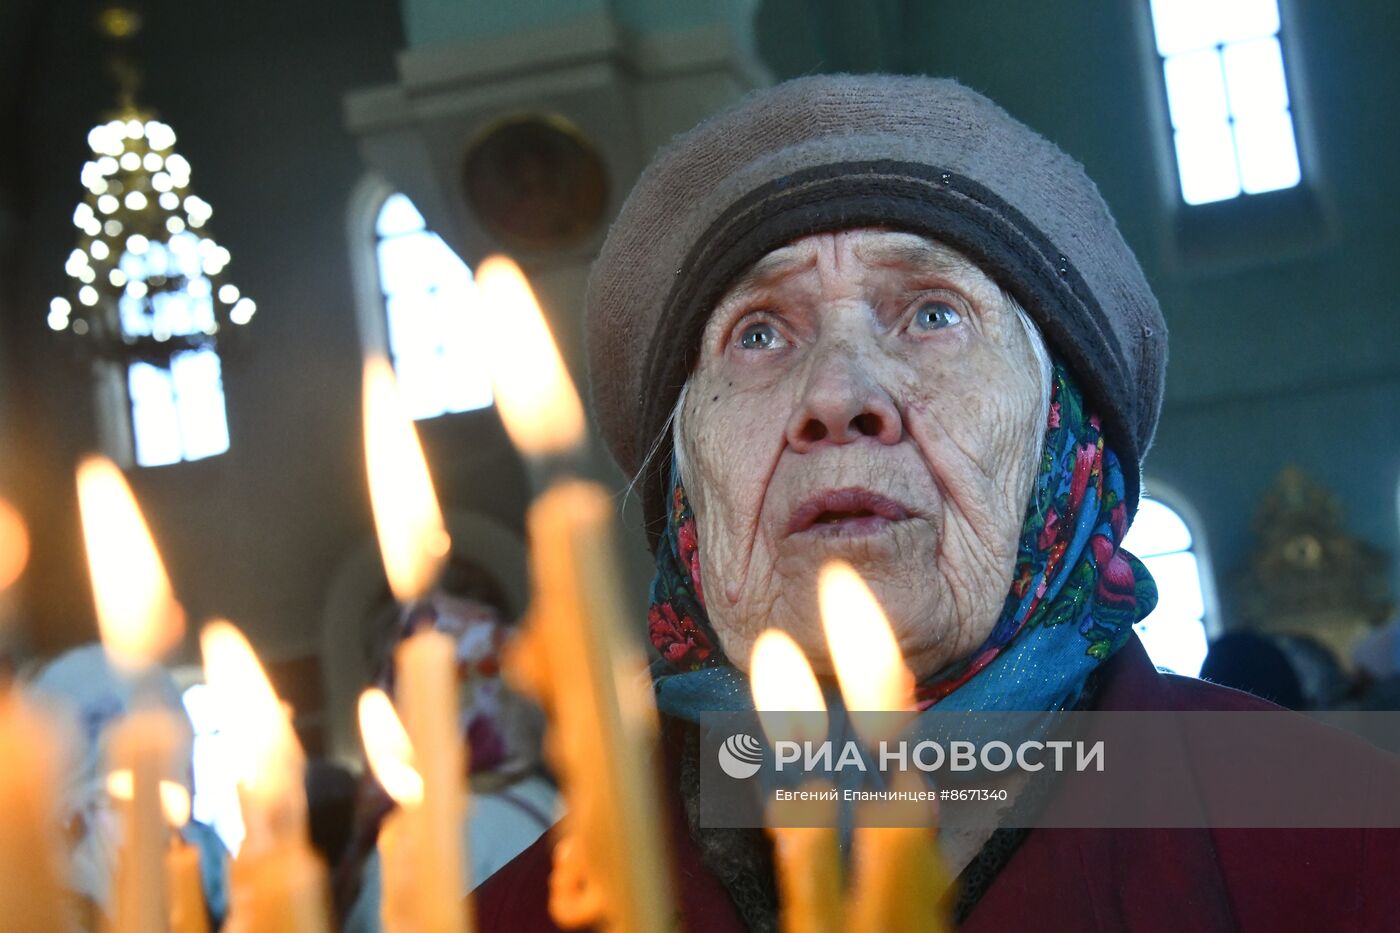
[
  {"xmin": 363, "ymin": 358, "xmax": 470, "ymax": 933},
  {"xmin": 77, "ymin": 455, "xmax": 186, "ymax": 933},
  {"xmin": 201, "ymin": 620, "xmax": 330, "ymax": 933},
  {"xmin": 817, "ymin": 562, "xmax": 914, "ymax": 744},
  {"xmin": 818, "ymin": 561, "xmax": 950, "ymax": 933},
  {"xmin": 0, "ymin": 692, "xmax": 70, "ymax": 931},
  {"xmin": 0, "ymin": 496, "xmax": 29, "ymax": 632},
  {"xmin": 76, "ymin": 457, "xmax": 184, "ymax": 669},
  {"xmin": 363, "ymin": 358, "xmax": 451, "ymax": 604},
  {"xmin": 0, "ymin": 501, "xmax": 66, "ymax": 932},
  {"xmin": 107, "ymin": 773, "xmax": 209, "ymax": 933},
  {"xmin": 474, "ymin": 256, "xmax": 585, "ymax": 467},
  {"xmin": 166, "ymin": 835, "xmax": 209, "ymax": 933},
  {"xmin": 478, "ymin": 255, "xmax": 673, "ymax": 933},
  {"xmin": 0, "ymin": 496, "xmax": 27, "ymax": 590},
  {"xmin": 749, "ymin": 630, "xmax": 842, "ymax": 933},
  {"xmin": 357, "ymin": 688, "xmax": 426, "ymax": 933}
]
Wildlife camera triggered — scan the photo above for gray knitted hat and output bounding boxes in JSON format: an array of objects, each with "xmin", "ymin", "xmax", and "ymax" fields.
[{"xmin": 586, "ymin": 74, "xmax": 1167, "ymax": 547}]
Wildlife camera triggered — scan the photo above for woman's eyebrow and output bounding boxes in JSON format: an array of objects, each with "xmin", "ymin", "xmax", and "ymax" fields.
[
  {"xmin": 719, "ymin": 249, "xmax": 815, "ymax": 304},
  {"xmin": 854, "ymin": 237, "xmax": 972, "ymax": 278}
]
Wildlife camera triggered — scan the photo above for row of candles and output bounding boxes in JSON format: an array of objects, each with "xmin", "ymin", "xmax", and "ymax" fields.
[{"xmin": 0, "ymin": 255, "xmax": 953, "ymax": 931}]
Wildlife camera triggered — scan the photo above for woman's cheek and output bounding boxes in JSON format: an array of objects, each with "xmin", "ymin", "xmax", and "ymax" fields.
[{"xmin": 686, "ymin": 396, "xmax": 783, "ymax": 604}]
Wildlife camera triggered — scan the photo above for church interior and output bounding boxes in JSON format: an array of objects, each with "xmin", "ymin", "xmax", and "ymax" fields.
[{"xmin": 0, "ymin": 0, "xmax": 1397, "ymax": 929}]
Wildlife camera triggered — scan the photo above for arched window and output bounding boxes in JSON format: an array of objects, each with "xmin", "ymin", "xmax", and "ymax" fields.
[
  {"xmin": 1122, "ymin": 494, "xmax": 1213, "ymax": 676},
  {"xmin": 358, "ymin": 186, "xmax": 492, "ymax": 420}
]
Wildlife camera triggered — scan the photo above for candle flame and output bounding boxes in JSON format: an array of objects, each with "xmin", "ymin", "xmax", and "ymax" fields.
[
  {"xmin": 0, "ymin": 497, "xmax": 29, "ymax": 593},
  {"xmin": 76, "ymin": 456, "xmax": 184, "ymax": 667},
  {"xmin": 363, "ymin": 358, "xmax": 452, "ymax": 603},
  {"xmin": 475, "ymin": 255, "xmax": 586, "ymax": 456},
  {"xmin": 357, "ymin": 688, "xmax": 424, "ymax": 807},
  {"xmin": 750, "ymin": 629, "xmax": 828, "ymax": 746},
  {"xmin": 199, "ymin": 620, "xmax": 301, "ymax": 797},
  {"xmin": 105, "ymin": 770, "xmax": 191, "ymax": 827},
  {"xmin": 817, "ymin": 561, "xmax": 915, "ymax": 715}
]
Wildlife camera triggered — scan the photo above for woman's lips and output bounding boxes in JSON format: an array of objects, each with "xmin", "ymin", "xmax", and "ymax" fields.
[{"xmin": 785, "ymin": 488, "xmax": 913, "ymax": 538}]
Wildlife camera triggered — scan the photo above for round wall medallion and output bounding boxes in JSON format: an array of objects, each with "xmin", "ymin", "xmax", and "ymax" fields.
[{"xmin": 463, "ymin": 114, "xmax": 608, "ymax": 252}]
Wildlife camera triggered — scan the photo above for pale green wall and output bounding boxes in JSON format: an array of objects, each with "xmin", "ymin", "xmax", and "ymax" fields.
[
  {"xmin": 401, "ymin": 0, "xmax": 757, "ymax": 45},
  {"xmin": 403, "ymin": 0, "xmax": 604, "ymax": 45},
  {"xmin": 0, "ymin": 0, "xmax": 535, "ymax": 661}
]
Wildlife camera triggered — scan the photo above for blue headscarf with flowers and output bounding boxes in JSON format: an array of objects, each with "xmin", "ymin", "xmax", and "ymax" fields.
[{"xmin": 648, "ymin": 358, "xmax": 1157, "ymax": 718}]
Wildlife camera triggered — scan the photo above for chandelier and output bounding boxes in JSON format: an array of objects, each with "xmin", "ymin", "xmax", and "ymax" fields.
[{"xmin": 47, "ymin": 5, "xmax": 254, "ymax": 367}]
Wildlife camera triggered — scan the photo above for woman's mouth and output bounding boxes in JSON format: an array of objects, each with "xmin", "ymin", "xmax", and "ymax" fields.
[{"xmin": 785, "ymin": 488, "xmax": 913, "ymax": 539}]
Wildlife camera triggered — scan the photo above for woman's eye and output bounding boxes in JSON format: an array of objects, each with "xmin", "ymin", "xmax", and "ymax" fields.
[
  {"xmin": 737, "ymin": 321, "xmax": 781, "ymax": 350},
  {"xmin": 912, "ymin": 301, "xmax": 962, "ymax": 331}
]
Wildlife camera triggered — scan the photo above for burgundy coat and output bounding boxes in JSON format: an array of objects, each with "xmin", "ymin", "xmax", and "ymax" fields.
[{"xmin": 476, "ymin": 637, "xmax": 1400, "ymax": 932}]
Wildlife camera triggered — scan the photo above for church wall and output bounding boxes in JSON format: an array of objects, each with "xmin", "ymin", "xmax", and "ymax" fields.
[{"xmin": 2, "ymin": 0, "xmax": 532, "ymax": 664}]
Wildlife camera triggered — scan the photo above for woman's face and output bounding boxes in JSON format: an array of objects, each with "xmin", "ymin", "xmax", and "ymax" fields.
[{"xmin": 678, "ymin": 229, "xmax": 1045, "ymax": 680}]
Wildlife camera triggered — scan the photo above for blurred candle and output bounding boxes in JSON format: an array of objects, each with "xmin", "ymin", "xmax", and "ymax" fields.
[
  {"xmin": 817, "ymin": 561, "xmax": 914, "ymax": 746},
  {"xmin": 107, "ymin": 774, "xmax": 208, "ymax": 933},
  {"xmin": 0, "ymin": 499, "xmax": 63, "ymax": 931},
  {"xmin": 201, "ymin": 620, "xmax": 330, "ymax": 933},
  {"xmin": 750, "ymin": 630, "xmax": 842, "ymax": 933},
  {"xmin": 363, "ymin": 360, "xmax": 471, "ymax": 933},
  {"xmin": 77, "ymin": 456, "xmax": 183, "ymax": 668},
  {"xmin": 474, "ymin": 256, "xmax": 585, "ymax": 461},
  {"xmin": 358, "ymin": 688, "xmax": 428, "ymax": 933},
  {"xmin": 78, "ymin": 455, "xmax": 186, "ymax": 933},
  {"xmin": 0, "ymin": 693, "xmax": 70, "ymax": 931},
  {"xmin": 818, "ymin": 561, "xmax": 949, "ymax": 933},
  {"xmin": 363, "ymin": 358, "xmax": 451, "ymax": 604},
  {"xmin": 0, "ymin": 496, "xmax": 29, "ymax": 593},
  {"xmin": 481, "ymin": 254, "xmax": 672, "ymax": 933},
  {"xmin": 0, "ymin": 496, "xmax": 26, "ymax": 641}
]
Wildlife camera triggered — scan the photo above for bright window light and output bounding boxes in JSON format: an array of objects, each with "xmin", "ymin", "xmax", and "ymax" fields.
[
  {"xmin": 1121, "ymin": 496, "xmax": 1211, "ymax": 676},
  {"xmin": 128, "ymin": 349, "xmax": 229, "ymax": 467},
  {"xmin": 182, "ymin": 682, "xmax": 246, "ymax": 855},
  {"xmin": 119, "ymin": 232, "xmax": 232, "ymax": 467},
  {"xmin": 373, "ymin": 193, "xmax": 493, "ymax": 420},
  {"xmin": 1150, "ymin": 0, "xmax": 1301, "ymax": 204}
]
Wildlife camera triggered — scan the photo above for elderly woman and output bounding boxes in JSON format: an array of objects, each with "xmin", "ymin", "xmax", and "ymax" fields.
[{"xmin": 478, "ymin": 75, "xmax": 1398, "ymax": 930}]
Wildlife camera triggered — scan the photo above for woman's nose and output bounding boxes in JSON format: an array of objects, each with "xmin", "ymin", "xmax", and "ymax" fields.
[{"xmin": 784, "ymin": 351, "xmax": 903, "ymax": 452}]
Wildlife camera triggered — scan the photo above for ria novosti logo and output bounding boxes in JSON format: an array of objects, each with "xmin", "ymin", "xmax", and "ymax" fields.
[{"xmin": 717, "ymin": 733, "xmax": 764, "ymax": 779}]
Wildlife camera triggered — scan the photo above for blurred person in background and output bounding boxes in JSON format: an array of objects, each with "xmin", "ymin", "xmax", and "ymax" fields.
[
  {"xmin": 27, "ymin": 643, "xmax": 228, "ymax": 931},
  {"xmin": 337, "ymin": 554, "xmax": 557, "ymax": 931}
]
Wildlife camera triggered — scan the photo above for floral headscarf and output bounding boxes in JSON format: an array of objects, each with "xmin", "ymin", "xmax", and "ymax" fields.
[{"xmin": 648, "ymin": 358, "xmax": 1157, "ymax": 717}]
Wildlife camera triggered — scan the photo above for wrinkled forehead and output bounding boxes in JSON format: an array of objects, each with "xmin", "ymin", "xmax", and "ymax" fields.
[{"xmin": 713, "ymin": 228, "xmax": 1001, "ymax": 311}]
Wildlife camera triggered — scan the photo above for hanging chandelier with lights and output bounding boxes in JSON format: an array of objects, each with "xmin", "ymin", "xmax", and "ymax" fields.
[{"xmin": 47, "ymin": 6, "xmax": 254, "ymax": 367}]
